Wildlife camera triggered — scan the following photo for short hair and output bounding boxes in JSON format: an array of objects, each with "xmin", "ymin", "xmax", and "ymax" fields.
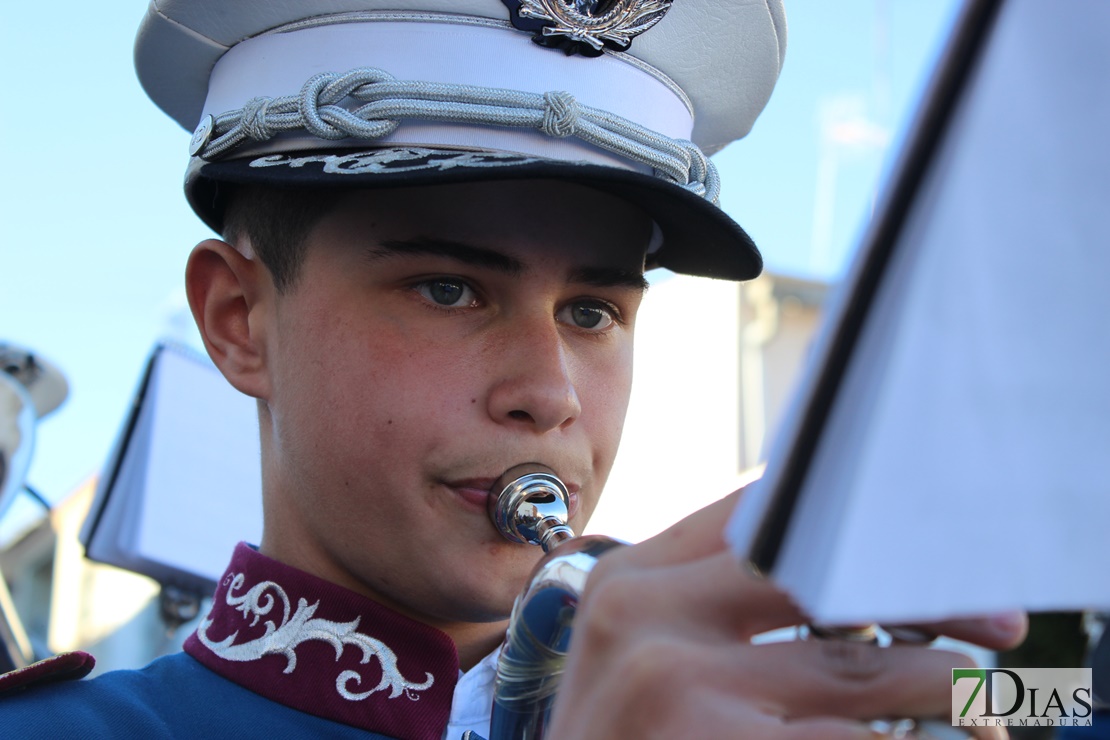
[{"xmin": 221, "ymin": 185, "xmax": 338, "ymax": 293}]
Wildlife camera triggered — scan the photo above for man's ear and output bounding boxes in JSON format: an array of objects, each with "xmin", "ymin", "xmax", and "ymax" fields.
[{"xmin": 185, "ymin": 238, "xmax": 272, "ymax": 400}]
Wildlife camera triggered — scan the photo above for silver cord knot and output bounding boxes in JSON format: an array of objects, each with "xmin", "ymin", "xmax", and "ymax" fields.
[
  {"xmin": 192, "ymin": 66, "xmax": 719, "ymax": 203},
  {"xmin": 541, "ymin": 91, "xmax": 580, "ymax": 138},
  {"xmin": 241, "ymin": 97, "xmax": 276, "ymax": 141}
]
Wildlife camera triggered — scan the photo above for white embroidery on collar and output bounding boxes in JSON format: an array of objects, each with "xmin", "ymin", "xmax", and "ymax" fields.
[{"xmin": 197, "ymin": 573, "xmax": 435, "ymax": 701}]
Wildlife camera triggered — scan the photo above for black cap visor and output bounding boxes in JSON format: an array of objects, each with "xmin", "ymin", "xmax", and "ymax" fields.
[{"xmin": 188, "ymin": 147, "xmax": 762, "ymax": 282}]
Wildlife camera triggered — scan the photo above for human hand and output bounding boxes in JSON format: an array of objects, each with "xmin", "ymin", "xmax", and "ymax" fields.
[{"xmin": 548, "ymin": 491, "xmax": 1027, "ymax": 739}]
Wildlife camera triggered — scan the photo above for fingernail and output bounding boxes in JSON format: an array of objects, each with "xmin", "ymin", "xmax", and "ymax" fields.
[{"xmin": 991, "ymin": 611, "xmax": 1026, "ymax": 638}]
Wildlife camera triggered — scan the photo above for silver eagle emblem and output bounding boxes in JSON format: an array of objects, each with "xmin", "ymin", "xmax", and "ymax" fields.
[{"xmin": 505, "ymin": 0, "xmax": 673, "ymax": 56}]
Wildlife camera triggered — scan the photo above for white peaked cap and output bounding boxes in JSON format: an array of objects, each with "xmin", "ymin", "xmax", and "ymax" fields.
[{"xmin": 135, "ymin": 0, "xmax": 787, "ymax": 281}]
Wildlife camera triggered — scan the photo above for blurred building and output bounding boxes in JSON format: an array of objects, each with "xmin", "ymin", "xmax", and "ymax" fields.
[
  {"xmin": 592, "ymin": 270, "xmax": 830, "ymax": 542},
  {"xmin": 0, "ymin": 478, "xmax": 198, "ymax": 676},
  {"xmin": 738, "ymin": 272, "xmax": 830, "ymax": 472}
]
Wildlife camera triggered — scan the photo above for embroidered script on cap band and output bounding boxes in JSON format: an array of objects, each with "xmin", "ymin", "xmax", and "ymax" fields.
[
  {"xmin": 247, "ymin": 148, "xmax": 546, "ymax": 175},
  {"xmin": 192, "ymin": 67, "xmax": 720, "ymax": 203}
]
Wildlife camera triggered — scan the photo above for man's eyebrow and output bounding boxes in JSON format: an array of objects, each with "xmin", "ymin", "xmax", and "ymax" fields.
[
  {"xmin": 368, "ymin": 238, "xmax": 524, "ymax": 276},
  {"xmin": 367, "ymin": 238, "xmax": 647, "ymax": 290},
  {"xmin": 569, "ymin": 266, "xmax": 650, "ymax": 292}
]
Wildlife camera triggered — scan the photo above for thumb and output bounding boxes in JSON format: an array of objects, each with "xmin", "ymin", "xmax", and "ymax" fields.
[{"xmin": 610, "ymin": 487, "xmax": 746, "ymax": 570}]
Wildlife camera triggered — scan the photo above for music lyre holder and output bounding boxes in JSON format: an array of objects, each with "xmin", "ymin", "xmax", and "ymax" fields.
[{"xmin": 0, "ymin": 344, "xmax": 69, "ymax": 673}]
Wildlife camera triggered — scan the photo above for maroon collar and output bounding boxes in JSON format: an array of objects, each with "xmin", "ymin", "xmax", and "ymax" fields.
[{"xmin": 185, "ymin": 543, "xmax": 460, "ymax": 740}]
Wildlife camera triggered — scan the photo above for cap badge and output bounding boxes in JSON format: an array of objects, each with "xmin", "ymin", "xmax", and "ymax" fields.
[
  {"xmin": 503, "ymin": 0, "xmax": 673, "ymax": 57},
  {"xmin": 189, "ymin": 114, "xmax": 215, "ymax": 156}
]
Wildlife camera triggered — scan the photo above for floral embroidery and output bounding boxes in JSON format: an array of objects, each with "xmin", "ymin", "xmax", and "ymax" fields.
[{"xmin": 197, "ymin": 573, "xmax": 434, "ymax": 701}]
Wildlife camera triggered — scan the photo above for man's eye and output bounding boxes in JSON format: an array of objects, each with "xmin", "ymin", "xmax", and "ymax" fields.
[
  {"xmin": 415, "ymin": 279, "xmax": 477, "ymax": 308},
  {"xmin": 558, "ymin": 301, "xmax": 617, "ymax": 330}
]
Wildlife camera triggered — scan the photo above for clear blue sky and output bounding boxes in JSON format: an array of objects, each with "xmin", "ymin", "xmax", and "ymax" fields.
[{"xmin": 0, "ymin": 0, "xmax": 960, "ymax": 513}]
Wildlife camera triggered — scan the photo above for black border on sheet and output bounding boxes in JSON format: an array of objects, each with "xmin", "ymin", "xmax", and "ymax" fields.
[
  {"xmin": 81, "ymin": 345, "xmax": 213, "ymax": 544},
  {"xmin": 80, "ymin": 344, "xmax": 164, "ymax": 551},
  {"xmin": 747, "ymin": 0, "xmax": 1005, "ymax": 574}
]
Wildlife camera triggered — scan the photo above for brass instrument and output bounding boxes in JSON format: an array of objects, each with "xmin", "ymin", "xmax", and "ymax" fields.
[
  {"xmin": 468, "ymin": 463, "xmax": 622, "ymax": 740},
  {"xmin": 471, "ymin": 464, "xmax": 969, "ymax": 740},
  {"xmin": 0, "ymin": 344, "xmax": 69, "ymax": 673}
]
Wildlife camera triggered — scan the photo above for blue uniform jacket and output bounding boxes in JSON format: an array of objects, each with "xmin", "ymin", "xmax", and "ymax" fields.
[{"xmin": 0, "ymin": 651, "xmax": 396, "ymax": 739}]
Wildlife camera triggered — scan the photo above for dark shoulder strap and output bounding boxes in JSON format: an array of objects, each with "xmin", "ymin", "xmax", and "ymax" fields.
[{"xmin": 0, "ymin": 651, "xmax": 95, "ymax": 696}]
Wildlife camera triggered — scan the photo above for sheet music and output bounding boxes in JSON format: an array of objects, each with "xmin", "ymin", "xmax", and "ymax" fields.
[
  {"xmin": 136, "ymin": 346, "xmax": 262, "ymax": 583},
  {"xmin": 729, "ymin": 0, "xmax": 1110, "ymax": 623},
  {"xmin": 84, "ymin": 344, "xmax": 262, "ymax": 591}
]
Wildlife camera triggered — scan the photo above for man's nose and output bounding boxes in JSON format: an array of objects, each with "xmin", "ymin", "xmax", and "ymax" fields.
[{"xmin": 486, "ymin": 317, "xmax": 582, "ymax": 433}]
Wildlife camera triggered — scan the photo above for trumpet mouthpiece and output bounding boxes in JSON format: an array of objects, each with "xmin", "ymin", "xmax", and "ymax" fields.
[{"xmin": 488, "ymin": 463, "xmax": 575, "ymax": 553}]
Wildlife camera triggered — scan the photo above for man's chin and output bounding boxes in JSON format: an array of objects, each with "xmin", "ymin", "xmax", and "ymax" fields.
[{"xmin": 415, "ymin": 590, "xmax": 517, "ymax": 627}]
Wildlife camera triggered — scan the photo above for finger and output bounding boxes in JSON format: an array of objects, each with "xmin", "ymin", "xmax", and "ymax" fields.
[
  {"xmin": 561, "ymin": 637, "xmax": 989, "ymax": 739},
  {"xmin": 658, "ymin": 551, "xmax": 807, "ymax": 637},
  {"xmin": 686, "ymin": 640, "xmax": 981, "ymax": 723},
  {"xmin": 776, "ymin": 717, "xmax": 892, "ymax": 740},
  {"xmin": 883, "ymin": 625, "xmax": 938, "ymax": 645},
  {"xmin": 867, "ymin": 719, "xmax": 1004, "ymax": 740},
  {"xmin": 963, "ymin": 723, "xmax": 1016, "ymax": 740},
  {"xmin": 671, "ymin": 699, "xmax": 894, "ymax": 740},
  {"xmin": 552, "ymin": 674, "xmax": 889, "ymax": 740},
  {"xmin": 606, "ymin": 488, "xmax": 743, "ymax": 570},
  {"xmin": 893, "ymin": 612, "xmax": 1027, "ymax": 651},
  {"xmin": 581, "ymin": 550, "xmax": 805, "ymax": 643}
]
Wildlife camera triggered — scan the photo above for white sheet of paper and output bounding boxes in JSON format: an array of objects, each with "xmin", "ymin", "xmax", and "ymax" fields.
[
  {"xmin": 136, "ymin": 346, "xmax": 263, "ymax": 583},
  {"xmin": 729, "ymin": 0, "xmax": 1110, "ymax": 624},
  {"xmin": 83, "ymin": 344, "xmax": 262, "ymax": 590}
]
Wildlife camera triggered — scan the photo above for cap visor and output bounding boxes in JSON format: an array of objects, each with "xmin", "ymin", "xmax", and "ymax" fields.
[{"xmin": 189, "ymin": 147, "xmax": 762, "ymax": 281}]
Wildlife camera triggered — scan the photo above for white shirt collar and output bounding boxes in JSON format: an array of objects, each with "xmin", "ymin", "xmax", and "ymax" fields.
[{"xmin": 443, "ymin": 646, "xmax": 501, "ymax": 740}]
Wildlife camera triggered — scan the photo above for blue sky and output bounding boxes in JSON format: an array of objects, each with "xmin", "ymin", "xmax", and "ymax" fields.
[{"xmin": 0, "ymin": 0, "xmax": 960, "ymax": 513}]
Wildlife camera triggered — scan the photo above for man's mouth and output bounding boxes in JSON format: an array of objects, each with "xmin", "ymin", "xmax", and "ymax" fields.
[{"xmin": 443, "ymin": 476, "xmax": 581, "ymax": 519}]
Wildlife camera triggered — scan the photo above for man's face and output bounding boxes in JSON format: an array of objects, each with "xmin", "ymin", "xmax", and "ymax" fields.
[{"xmin": 255, "ymin": 179, "xmax": 651, "ymax": 628}]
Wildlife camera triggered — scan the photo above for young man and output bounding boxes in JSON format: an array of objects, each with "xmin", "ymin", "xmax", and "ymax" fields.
[{"xmin": 0, "ymin": 1, "xmax": 1024, "ymax": 738}]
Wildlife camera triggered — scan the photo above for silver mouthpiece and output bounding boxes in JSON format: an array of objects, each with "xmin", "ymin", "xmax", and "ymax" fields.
[
  {"xmin": 480, "ymin": 464, "xmax": 623, "ymax": 740},
  {"xmin": 488, "ymin": 463, "xmax": 575, "ymax": 553}
]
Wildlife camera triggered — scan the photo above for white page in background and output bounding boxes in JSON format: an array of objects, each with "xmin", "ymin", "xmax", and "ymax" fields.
[
  {"xmin": 771, "ymin": 0, "xmax": 1110, "ymax": 624},
  {"xmin": 85, "ymin": 366, "xmax": 157, "ymax": 569},
  {"xmin": 137, "ymin": 348, "xmax": 262, "ymax": 584},
  {"xmin": 116, "ymin": 390, "xmax": 153, "ymax": 557}
]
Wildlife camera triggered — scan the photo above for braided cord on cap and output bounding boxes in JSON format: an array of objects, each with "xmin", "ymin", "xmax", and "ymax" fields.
[{"xmin": 196, "ymin": 67, "xmax": 719, "ymax": 203}]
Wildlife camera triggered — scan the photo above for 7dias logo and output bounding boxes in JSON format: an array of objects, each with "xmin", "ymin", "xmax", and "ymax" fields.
[{"xmin": 952, "ymin": 668, "xmax": 1093, "ymax": 729}]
